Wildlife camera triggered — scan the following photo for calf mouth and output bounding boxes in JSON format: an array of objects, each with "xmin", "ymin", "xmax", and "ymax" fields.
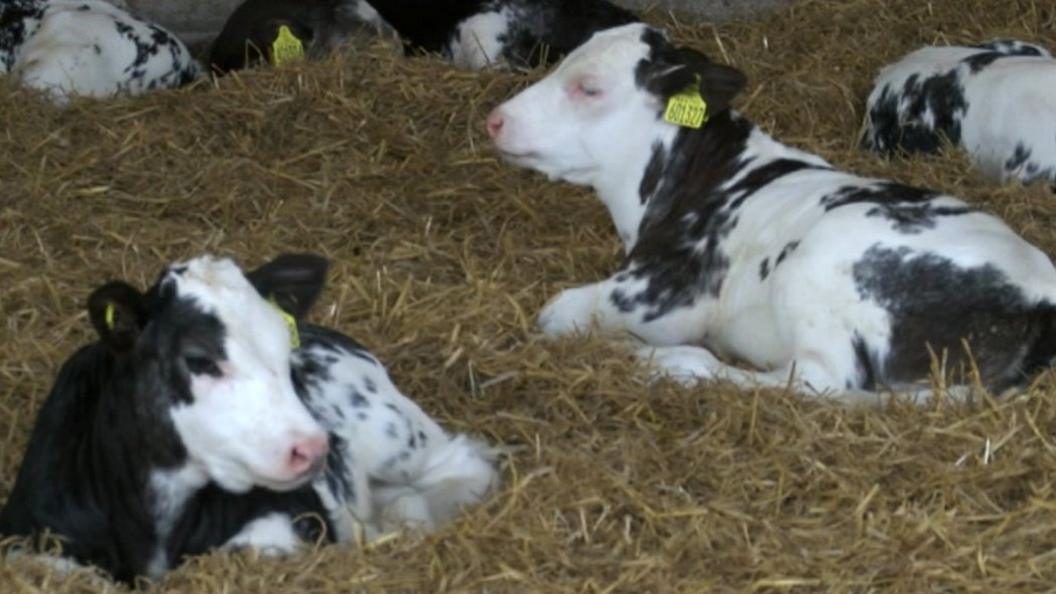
[
  {"xmin": 494, "ymin": 149, "xmax": 542, "ymax": 167},
  {"xmin": 256, "ymin": 459, "xmax": 326, "ymax": 492}
]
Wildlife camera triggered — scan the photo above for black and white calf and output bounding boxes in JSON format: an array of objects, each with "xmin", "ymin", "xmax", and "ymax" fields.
[
  {"xmin": 487, "ymin": 24, "xmax": 1056, "ymax": 399},
  {"xmin": 0, "ymin": 0, "xmax": 199, "ymax": 103},
  {"xmin": 863, "ymin": 39, "xmax": 1056, "ymax": 187},
  {"xmin": 0, "ymin": 254, "xmax": 497, "ymax": 583},
  {"xmin": 209, "ymin": 0, "xmax": 394, "ymax": 74},
  {"xmin": 369, "ymin": 0, "xmax": 638, "ymax": 69}
]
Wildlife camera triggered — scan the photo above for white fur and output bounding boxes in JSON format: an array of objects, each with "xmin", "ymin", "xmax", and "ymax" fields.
[
  {"xmin": 295, "ymin": 340, "xmax": 499, "ymax": 537},
  {"xmin": 491, "ymin": 24, "xmax": 1056, "ymax": 399},
  {"xmin": 165, "ymin": 256, "xmax": 327, "ymax": 494},
  {"xmin": 864, "ymin": 42, "xmax": 1056, "ymax": 185},
  {"xmin": 448, "ymin": 9, "xmax": 511, "ymax": 69},
  {"xmin": 4, "ymin": 0, "xmax": 199, "ymax": 103},
  {"xmin": 144, "ymin": 466, "xmax": 209, "ymax": 578},
  {"xmin": 222, "ymin": 513, "xmax": 302, "ymax": 556}
]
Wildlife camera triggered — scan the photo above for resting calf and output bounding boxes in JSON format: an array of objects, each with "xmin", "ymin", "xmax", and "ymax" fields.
[
  {"xmin": 488, "ymin": 24, "xmax": 1056, "ymax": 400},
  {"xmin": 863, "ymin": 39, "xmax": 1056, "ymax": 188},
  {"xmin": 1, "ymin": 0, "xmax": 199, "ymax": 102},
  {"xmin": 369, "ymin": 0, "xmax": 638, "ymax": 69},
  {"xmin": 209, "ymin": 0, "xmax": 394, "ymax": 74},
  {"xmin": 0, "ymin": 254, "xmax": 497, "ymax": 582}
]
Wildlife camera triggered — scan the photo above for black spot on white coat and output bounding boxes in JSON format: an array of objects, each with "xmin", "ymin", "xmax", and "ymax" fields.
[
  {"xmin": 493, "ymin": 24, "xmax": 1056, "ymax": 396},
  {"xmin": 2, "ymin": 0, "xmax": 199, "ymax": 102},
  {"xmin": 369, "ymin": 0, "xmax": 638, "ymax": 69},
  {"xmin": 864, "ymin": 39, "xmax": 1056, "ymax": 187},
  {"xmin": 0, "ymin": 255, "xmax": 498, "ymax": 582}
]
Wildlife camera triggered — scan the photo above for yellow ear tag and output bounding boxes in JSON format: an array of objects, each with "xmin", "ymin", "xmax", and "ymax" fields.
[
  {"xmin": 104, "ymin": 303, "xmax": 116, "ymax": 331},
  {"xmin": 663, "ymin": 76, "xmax": 708, "ymax": 129},
  {"xmin": 269, "ymin": 297, "xmax": 301, "ymax": 349},
  {"xmin": 270, "ymin": 25, "xmax": 305, "ymax": 67}
]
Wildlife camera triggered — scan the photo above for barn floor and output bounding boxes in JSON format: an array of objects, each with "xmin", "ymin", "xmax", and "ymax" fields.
[{"xmin": 4, "ymin": 0, "xmax": 1056, "ymax": 592}]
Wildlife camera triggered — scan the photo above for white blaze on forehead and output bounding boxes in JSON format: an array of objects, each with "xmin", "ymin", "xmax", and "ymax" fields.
[
  {"xmin": 550, "ymin": 22, "xmax": 655, "ymax": 79},
  {"xmin": 168, "ymin": 255, "xmax": 292, "ymax": 360}
]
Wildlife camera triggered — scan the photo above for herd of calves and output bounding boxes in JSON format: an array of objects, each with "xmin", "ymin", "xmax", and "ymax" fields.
[{"xmin": 3, "ymin": 0, "xmax": 1056, "ymax": 585}]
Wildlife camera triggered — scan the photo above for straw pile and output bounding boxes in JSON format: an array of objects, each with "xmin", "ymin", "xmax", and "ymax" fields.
[{"xmin": 3, "ymin": 0, "xmax": 1056, "ymax": 591}]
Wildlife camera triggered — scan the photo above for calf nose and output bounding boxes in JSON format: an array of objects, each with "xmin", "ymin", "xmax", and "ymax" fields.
[
  {"xmin": 288, "ymin": 434, "xmax": 329, "ymax": 476},
  {"xmin": 485, "ymin": 109, "xmax": 504, "ymax": 139}
]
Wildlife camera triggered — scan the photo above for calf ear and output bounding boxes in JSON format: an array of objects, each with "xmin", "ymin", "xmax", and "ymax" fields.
[
  {"xmin": 640, "ymin": 46, "xmax": 747, "ymax": 115},
  {"xmin": 246, "ymin": 253, "xmax": 329, "ymax": 319},
  {"xmin": 88, "ymin": 282, "xmax": 148, "ymax": 353}
]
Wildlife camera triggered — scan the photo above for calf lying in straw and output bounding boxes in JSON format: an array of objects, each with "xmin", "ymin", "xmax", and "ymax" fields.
[
  {"xmin": 1, "ymin": 0, "xmax": 199, "ymax": 103},
  {"xmin": 863, "ymin": 39, "xmax": 1056, "ymax": 188},
  {"xmin": 209, "ymin": 0, "xmax": 395, "ymax": 74},
  {"xmin": 370, "ymin": 0, "xmax": 639, "ymax": 69},
  {"xmin": 0, "ymin": 254, "xmax": 498, "ymax": 583},
  {"xmin": 488, "ymin": 23, "xmax": 1056, "ymax": 401}
]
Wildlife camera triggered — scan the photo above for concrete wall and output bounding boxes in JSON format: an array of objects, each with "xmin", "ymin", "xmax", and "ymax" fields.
[{"xmin": 128, "ymin": 0, "xmax": 793, "ymax": 49}]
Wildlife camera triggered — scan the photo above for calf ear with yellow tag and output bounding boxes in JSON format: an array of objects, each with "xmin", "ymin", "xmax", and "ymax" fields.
[
  {"xmin": 663, "ymin": 75, "xmax": 708, "ymax": 129},
  {"xmin": 270, "ymin": 25, "xmax": 305, "ymax": 67}
]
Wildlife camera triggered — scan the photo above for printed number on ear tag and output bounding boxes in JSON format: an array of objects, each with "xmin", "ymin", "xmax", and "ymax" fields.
[
  {"xmin": 269, "ymin": 297, "xmax": 301, "ymax": 349},
  {"xmin": 270, "ymin": 25, "xmax": 305, "ymax": 67},
  {"xmin": 664, "ymin": 79, "xmax": 708, "ymax": 129}
]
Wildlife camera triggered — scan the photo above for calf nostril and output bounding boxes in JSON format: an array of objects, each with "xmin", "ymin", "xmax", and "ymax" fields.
[
  {"xmin": 486, "ymin": 111, "xmax": 504, "ymax": 138},
  {"xmin": 289, "ymin": 435, "xmax": 329, "ymax": 474}
]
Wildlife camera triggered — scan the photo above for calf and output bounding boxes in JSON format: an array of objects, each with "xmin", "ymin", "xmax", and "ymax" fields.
[
  {"xmin": 369, "ymin": 0, "xmax": 638, "ymax": 69},
  {"xmin": 487, "ymin": 24, "xmax": 1056, "ymax": 400},
  {"xmin": 0, "ymin": 0, "xmax": 199, "ymax": 103},
  {"xmin": 863, "ymin": 39, "xmax": 1056, "ymax": 187},
  {"xmin": 209, "ymin": 0, "xmax": 395, "ymax": 74},
  {"xmin": 0, "ymin": 254, "xmax": 498, "ymax": 583}
]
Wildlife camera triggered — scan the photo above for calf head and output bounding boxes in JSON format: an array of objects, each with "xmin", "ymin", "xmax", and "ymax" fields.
[
  {"xmin": 87, "ymin": 254, "xmax": 331, "ymax": 493},
  {"xmin": 211, "ymin": 0, "xmax": 394, "ymax": 73},
  {"xmin": 487, "ymin": 23, "xmax": 746, "ymax": 186}
]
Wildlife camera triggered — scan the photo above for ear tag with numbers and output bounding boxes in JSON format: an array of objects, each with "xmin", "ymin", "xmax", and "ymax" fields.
[
  {"xmin": 270, "ymin": 25, "xmax": 305, "ymax": 67},
  {"xmin": 663, "ymin": 76, "xmax": 708, "ymax": 129}
]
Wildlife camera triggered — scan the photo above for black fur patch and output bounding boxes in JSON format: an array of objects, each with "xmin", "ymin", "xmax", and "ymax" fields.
[
  {"xmin": 366, "ymin": 0, "xmax": 637, "ymax": 68},
  {"xmin": 609, "ymin": 112, "xmax": 822, "ymax": 321},
  {"xmin": 820, "ymin": 183, "xmax": 974, "ymax": 234},
  {"xmin": 0, "ymin": 0, "xmax": 46, "ymax": 72},
  {"xmin": 865, "ymin": 71, "xmax": 968, "ymax": 155},
  {"xmin": 852, "ymin": 245, "xmax": 1054, "ymax": 390}
]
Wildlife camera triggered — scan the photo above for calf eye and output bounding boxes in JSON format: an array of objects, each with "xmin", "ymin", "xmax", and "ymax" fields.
[
  {"xmin": 569, "ymin": 80, "xmax": 603, "ymax": 100},
  {"xmin": 184, "ymin": 356, "xmax": 221, "ymax": 377},
  {"xmin": 579, "ymin": 83, "xmax": 602, "ymax": 98}
]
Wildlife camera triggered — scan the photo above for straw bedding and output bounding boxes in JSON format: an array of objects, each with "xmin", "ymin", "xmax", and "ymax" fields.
[{"xmin": 3, "ymin": 0, "xmax": 1056, "ymax": 591}]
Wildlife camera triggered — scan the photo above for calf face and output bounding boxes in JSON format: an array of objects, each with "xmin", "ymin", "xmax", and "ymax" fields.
[
  {"xmin": 88, "ymin": 254, "xmax": 330, "ymax": 493},
  {"xmin": 488, "ymin": 23, "xmax": 744, "ymax": 185}
]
